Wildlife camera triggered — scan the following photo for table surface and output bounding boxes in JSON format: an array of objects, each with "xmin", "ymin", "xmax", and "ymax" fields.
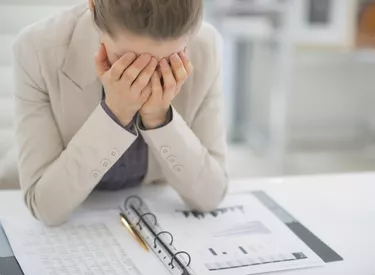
[{"xmin": 1, "ymin": 172, "xmax": 375, "ymax": 275}]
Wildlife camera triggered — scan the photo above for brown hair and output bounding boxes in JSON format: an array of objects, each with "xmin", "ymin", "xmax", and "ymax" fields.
[{"xmin": 93, "ymin": 0, "xmax": 203, "ymax": 40}]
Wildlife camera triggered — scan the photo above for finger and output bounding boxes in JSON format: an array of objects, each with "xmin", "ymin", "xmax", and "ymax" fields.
[
  {"xmin": 121, "ymin": 54, "xmax": 152, "ymax": 86},
  {"xmin": 89, "ymin": 0, "xmax": 95, "ymax": 11},
  {"xmin": 160, "ymin": 59, "xmax": 176, "ymax": 93},
  {"xmin": 131, "ymin": 57, "xmax": 158, "ymax": 93},
  {"xmin": 94, "ymin": 43, "xmax": 111, "ymax": 78},
  {"xmin": 110, "ymin": 52, "xmax": 137, "ymax": 82},
  {"xmin": 170, "ymin": 53, "xmax": 187, "ymax": 84},
  {"xmin": 151, "ymin": 71, "xmax": 163, "ymax": 102},
  {"xmin": 140, "ymin": 81, "xmax": 152, "ymax": 102},
  {"xmin": 159, "ymin": 60, "xmax": 176, "ymax": 102},
  {"xmin": 178, "ymin": 51, "xmax": 193, "ymax": 75}
]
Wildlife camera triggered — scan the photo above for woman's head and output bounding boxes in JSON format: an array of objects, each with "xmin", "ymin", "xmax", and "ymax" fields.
[{"xmin": 89, "ymin": 0, "xmax": 203, "ymax": 64}]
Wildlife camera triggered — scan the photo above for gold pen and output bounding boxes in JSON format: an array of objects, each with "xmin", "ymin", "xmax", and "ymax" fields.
[{"xmin": 120, "ymin": 213, "xmax": 149, "ymax": 251}]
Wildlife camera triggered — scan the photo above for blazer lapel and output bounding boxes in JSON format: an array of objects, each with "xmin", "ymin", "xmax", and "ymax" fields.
[{"xmin": 59, "ymin": 9, "xmax": 102, "ymax": 146}]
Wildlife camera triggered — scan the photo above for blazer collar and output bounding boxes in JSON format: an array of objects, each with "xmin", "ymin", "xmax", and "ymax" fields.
[{"xmin": 62, "ymin": 8, "xmax": 100, "ymax": 90}]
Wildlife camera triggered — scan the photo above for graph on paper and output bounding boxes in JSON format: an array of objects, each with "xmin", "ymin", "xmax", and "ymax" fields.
[
  {"xmin": 151, "ymin": 193, "xmax": 325, "ymax": 275},
  {"xmin": 187, "ymin": 233, "xmax": 313, "ymax": 273},
  {"xmin": 175, "ymin": 205, "xmax": 244, "ymax": 219},
  {"xmin": 205, "ymin": 243, "xmax": 308, "ymax": 271},
  {"xmin": 213, "ymin": 221, "xmax": 271, "ymax": 238}
]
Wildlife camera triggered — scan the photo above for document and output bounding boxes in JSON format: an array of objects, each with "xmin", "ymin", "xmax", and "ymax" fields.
[
  {"xmin": 1, "ymin": 191, "xmax": 328, "ymax": 275},
  {"xmin": 1, "ymin": 210, "xmax": 156, "ymax": 275},
  {"xmin": 144, "ymin": 193, "xmax": 325, "ymax": 275}
]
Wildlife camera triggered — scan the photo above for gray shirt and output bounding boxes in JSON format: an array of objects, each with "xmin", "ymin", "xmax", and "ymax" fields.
[
  {"xmin": 97, "ymin": 99, "xmax": 172, "ymax": 191},
  {"xmin": 96, "ymin": 101, "xmax": 148, "ymax": 190}
]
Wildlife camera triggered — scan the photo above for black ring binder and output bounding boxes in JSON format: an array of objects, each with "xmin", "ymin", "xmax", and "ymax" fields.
[
  {"xmin": 124, "ymin": 195, "xmax": 194, "ymax": 274},
  {"xmin": 136, "ymin": 213, "xmax": 157, "ymax": 230},
  {"xmin": 169, "ymin": 251, "xmax": 191, "ymax": 268},
  {"xmin": 124, "ymin": 195, "xmax": 143, "ymax": 208},
  {"xmin": 154, "ymin": 231, "xmax": 174, "ymax": 248}
]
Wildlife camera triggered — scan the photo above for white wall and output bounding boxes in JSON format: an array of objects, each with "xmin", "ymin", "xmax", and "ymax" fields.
[{"xmin": 246, "ymin": 44, "xmax": 375, "ymax": 147}]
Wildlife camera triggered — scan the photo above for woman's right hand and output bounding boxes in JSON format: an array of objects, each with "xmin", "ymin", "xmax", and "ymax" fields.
[{"xmin": 95, "ymin": 43, "xmax": 157, "ymax": 126}]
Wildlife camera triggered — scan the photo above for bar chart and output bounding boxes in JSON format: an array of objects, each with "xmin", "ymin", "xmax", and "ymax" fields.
[
  {"xmin": 205, "ymin": 250, "xmax": 308, "ymax": 271},
  {"xmin": 175, "ymin": 205, "xmax": 244, "ymax": 219},
  {"xmin": 199, "ymin": 235, "xmax": 311, "ymax": 273},
  {"xmin": 208, "ymin": 246, "xmax": 249, "ymax": 256},
  {"xmin": 213, "ymin": 221, "xmax": 271, "ymax": 238}
]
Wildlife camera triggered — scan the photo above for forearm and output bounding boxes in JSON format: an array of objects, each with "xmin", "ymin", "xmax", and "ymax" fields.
[
  {"xmin": 22, "ymin": 105, "xmax": 137, "ymax": 226},
  {"xmin": 139, "ymin": 107, "xmax": 228, "ymax": 211}
]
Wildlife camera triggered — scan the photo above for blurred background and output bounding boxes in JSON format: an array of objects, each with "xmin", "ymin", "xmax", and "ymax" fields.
[{"xmin": 1, "ymin": 0, "xmax": 375, "ymax": 188}]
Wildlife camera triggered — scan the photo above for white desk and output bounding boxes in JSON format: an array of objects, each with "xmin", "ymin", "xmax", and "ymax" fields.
[{"xmin": 1, "ymin": 173, "xmax": 375, "ymax": 275}]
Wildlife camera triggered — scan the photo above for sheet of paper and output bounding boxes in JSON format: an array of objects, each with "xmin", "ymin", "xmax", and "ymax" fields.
[
  {"xmin": 1, "ymin": 210, "xmax": 166, "ymax": 275},
  {"xmin": 0, "ymin": 222, "xmax": 13, "ymax": 257},
  {"xmin": 145, "ymin": 193, "xmax": 325, "ymax": 275}
]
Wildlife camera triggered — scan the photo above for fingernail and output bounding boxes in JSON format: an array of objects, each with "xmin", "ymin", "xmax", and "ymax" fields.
[
  {"xmin": 142, "ymin": 53, "xmax": 151, "ymax": 59},
  {"xmin": 171, "ymin": 53, "xmax": 179, "ymax": 61},
  {"xmin": 161, "ymin": 59, "xmax": 168, "ymax": 67}
]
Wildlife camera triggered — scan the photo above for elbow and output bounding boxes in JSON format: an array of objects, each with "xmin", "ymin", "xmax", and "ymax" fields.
[
  {"xmin": 185, "ymin": 173, "xmax": 229, "ymax": 212},
  {"xmin": 23, "ymin": 188, "xmax": 68, "ymax": 227},
  {"xmin": 37, "ymin": 215, "xmax": 68, "ymax": 227},
  {"xmin": 192, "ymin": 197, "xmax": 224, "ymax": 213},
  {"xmin": 28, "ymin": 203, "xmax": 69, "ymax": 227},
  {"xmin": 196, "ymin": 182, "xmax": 228, "ymax": 212}
]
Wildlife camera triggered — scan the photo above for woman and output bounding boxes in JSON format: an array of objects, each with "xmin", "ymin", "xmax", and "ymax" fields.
[{"xmin": 13, "ymin": 0, "xmax": 228, "ymax": 226}]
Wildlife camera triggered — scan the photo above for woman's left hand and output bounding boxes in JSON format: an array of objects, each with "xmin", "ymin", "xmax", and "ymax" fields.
[{"xmin": 139, "ymin": 51, "xmax": 193, "ymax": 129}]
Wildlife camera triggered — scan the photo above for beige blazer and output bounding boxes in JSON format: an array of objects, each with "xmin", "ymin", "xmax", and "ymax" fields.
[{"xmin": 13, "ymin": 3, "xmax": 228, "ymax": 226}]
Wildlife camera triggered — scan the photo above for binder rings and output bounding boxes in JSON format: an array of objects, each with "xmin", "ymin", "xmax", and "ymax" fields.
[{"xmin": 122, "ymin": 195, "xmax": 195, "ymax": 275}]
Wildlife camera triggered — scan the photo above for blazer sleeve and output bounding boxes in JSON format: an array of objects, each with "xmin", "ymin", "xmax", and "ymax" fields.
[
  {"xmin": 13, "ymin": 31, "xmax": 137, "ymax": 226},
  {"xmin": 138, "ymin": 29, "xmax": 228, "ymax": 211}
]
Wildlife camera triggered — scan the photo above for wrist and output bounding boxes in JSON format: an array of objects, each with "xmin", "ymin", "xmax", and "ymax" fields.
[
  {"xmin": 118, "ymin": 116, "xmax": 134, "ymax": 127},
  {"xmin": 141, "ymin": 111, "xmax": 168, "ymax": 129},
  {"xmin": 104, "ymin": 100, "xmax": 134, "ymax": 127}
]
